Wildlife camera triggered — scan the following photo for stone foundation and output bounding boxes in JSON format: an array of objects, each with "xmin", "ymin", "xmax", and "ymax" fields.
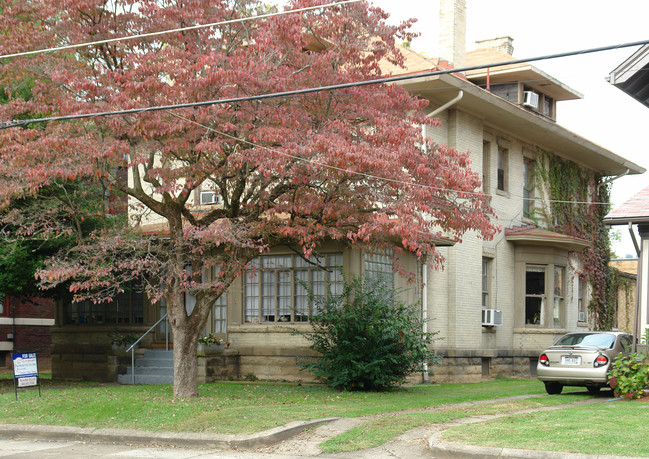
[
  {"xmin": 237, "ymin": 346, "xmax": 319, "ymax": 382},
  {"xmin": 428, "ymin": 349, "xmax": 541, "ymax": 383},
  {"xmin": 197, "ymin": 349, "xmax": 241, "ymax": 382},
  {"xmin": 51, "ymin": 326, "xmax": 150, "ymax": 381}
]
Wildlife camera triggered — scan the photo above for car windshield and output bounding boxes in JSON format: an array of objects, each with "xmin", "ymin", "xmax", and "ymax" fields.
[{"xmin": 555, "ymin": 333, "xmax": 616, "ymax": 349}]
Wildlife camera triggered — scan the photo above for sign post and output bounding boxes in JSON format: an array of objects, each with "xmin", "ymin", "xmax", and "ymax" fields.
[{"xmin": 12, "ymin": 352, "xmax": 40, "ymax": 400}]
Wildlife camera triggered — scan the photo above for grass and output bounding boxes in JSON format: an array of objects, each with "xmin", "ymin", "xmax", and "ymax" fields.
[
  {"xmin": 319, "ymin": 394, "xmax": 591, "ymax": 453},
  {"xmin": 441, "ymin": 399, "xmax": 649, "ymax": 457},
  {"xmin": 0, "ymin": 378, "xmax": 546, "ymax": 434},
  {"xmin": 4, "ymin": 377, "xmax": 642, "ymax": 456}
]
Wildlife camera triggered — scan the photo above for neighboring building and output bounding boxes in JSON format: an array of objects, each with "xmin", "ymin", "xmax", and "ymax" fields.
[
  {"xmin": 605, "ymin": 186, "xmax": 649, "ymax": 343},
  {"xmin": 608, "ymin": 44, "xmax": 649, "ymax": 109},
  {"xmin": 607, "ymin": 46, "xmax": 649, "ymax": 343},
  {"xmin": 0, "ymin": 296, "xmax": 54, "ymax": 370},
  {"xmin": 50, "ymin": 0, "xmax": 646, "ymax": 383},
  {"xmin": 609, "ymin": 258, "xmax": 638, "ymax": 334}
]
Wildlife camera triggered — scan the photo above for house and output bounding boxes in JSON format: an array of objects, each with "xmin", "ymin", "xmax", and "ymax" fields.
[
  {"xmin": 606, "ymin": 46, "xmax": 649, "ymax": 344},
  {"xmin": 50, "ymin": 0, "xmax": 645, "ymax": 383},
  {"xmin": 609, "ymin": 258, "xmax": 638, "ymax": 334},
  {"xmin": 0, "ymin": 296, "xmax": 54, "ymax": 371},
  {"xmin": 605, "ymin": 186, "xmax": 649, "ymax": 345},
  {"xmin": 608, "ymin": 44, "xmax": 649, "ymax": 109}
]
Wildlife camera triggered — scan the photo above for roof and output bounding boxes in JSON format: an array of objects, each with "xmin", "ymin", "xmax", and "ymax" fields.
[
  {"xmin": 378, "ymin": 45, "xmax": 451, "ymax": 77},
  {"xmin": 608, "ymin": 44, "xmax": 649, "ymax": 108},
  {"xmin": 604, "ymin": 185, "xmax": 649, "ymax": 225},
  {"xmin": 385, "ymin": 45, "xmax": 645, "ymax": 176},
  {"xmin": 465, "ymin": 48, "xmax": 583, "ymax": 101},
  {"xmin": 505, "ymin": 225, "xmax": 591, "ymax": 252}
]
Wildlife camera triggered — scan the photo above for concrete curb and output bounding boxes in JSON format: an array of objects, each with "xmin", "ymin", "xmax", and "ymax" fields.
[
  {"xmin": 0, "ymin": 417, "xmax": 339, "ymax": 449},
  {"xmin": 427, "ymin": 440, "xmax": 639, "ymax": 459},
  {"xmin": 426, "ymin": 398, "xmax": 644, "ymax": 459}
]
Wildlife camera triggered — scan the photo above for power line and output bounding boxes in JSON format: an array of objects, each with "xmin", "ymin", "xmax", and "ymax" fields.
[
  {"xmin": 2, "ymin": 38, "xmax": 649, "ymax": 130},
  {"xmin": 168, "ymin": 113, "xmax": 615, "ymax": 207},
  {"xmin": 0, "ymin": 0, "xmax": 362, "ymax": 61}
]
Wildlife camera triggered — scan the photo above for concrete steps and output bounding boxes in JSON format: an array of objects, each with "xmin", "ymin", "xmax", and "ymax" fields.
[{"xmin": 118, "ymin": 349, "xmax": 173, "ymax": 385}]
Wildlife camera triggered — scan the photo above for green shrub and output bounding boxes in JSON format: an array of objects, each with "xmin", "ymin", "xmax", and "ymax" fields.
[
  {"xmin": 298, "ymin": 274, "xmax": 439, "ymax": 391},
  {"xmin": 608, "ymin": 330, "xmax": 649, "ymax": 399}
]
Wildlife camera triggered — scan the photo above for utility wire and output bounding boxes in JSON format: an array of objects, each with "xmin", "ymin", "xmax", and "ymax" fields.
[
  {"xmin": 0, "ymin": 0, "xmax": 362, "ymax": 61},
  {"xmin": 2, "ymin": 38, "xmax": 649, "ymax": 130},
  {"xmin": 169, "ymin": 113, "xmax": 615, "ymax": 206}
]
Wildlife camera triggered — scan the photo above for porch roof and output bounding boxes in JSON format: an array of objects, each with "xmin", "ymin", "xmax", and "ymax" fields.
[{"xmin": 505, "ymin": 225, "xmax": 591, "ymax": 252}]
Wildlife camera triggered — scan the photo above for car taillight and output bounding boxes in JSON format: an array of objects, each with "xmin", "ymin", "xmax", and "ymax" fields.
[
  {"xmin": 539, "ymin": 354, "xmax": 549, "ymax": 366},
  {"xmin": 594, "ymin": 355, "xmax": 609, "ymax": 367}
]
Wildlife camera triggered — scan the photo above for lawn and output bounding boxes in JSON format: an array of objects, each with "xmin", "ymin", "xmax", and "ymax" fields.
[
  {"xmin": 3, "ymin": 378, "xmax": 642, "ymax": 455},
  {"xmin": 0, "ymin": 378, "xmax": 546, "ymax": 434},
  {"xmin": 441, "ymin": 398, "xmax": 649, "ymax": 457}
]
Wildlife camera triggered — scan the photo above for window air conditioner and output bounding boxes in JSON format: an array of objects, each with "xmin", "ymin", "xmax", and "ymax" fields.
[
  {"xmin": 578, "ymin": 311, "xmax": 586, "ymax": 322},
  {"xmin": 200, "ymin": 191, "xmax": 218, "ymax": 205},
  {"xmin": 482, "ymin": 309, "xmax": 503, "ymax": 327},
  {"xmin": 523, "ymin": 91, "xmax": 539, "ymax": 110}
]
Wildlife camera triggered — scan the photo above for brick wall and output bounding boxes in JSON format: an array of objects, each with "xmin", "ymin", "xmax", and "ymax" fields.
[
  {"xmin": 0, "ymin": 296, "xmax": 55, "ymax": 370},
  {"xmin": 12, "ymin": 297, "xmax": 55, "ymax": 319}
]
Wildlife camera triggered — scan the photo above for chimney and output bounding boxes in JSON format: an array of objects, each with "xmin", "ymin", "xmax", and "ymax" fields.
[
  {"xmin": 439, "ymin": 0, "xmax": 466, "ymax": 69},
  {"xmin": 475, "ymin": 36, "xmax": 515, "ymax": 56}
]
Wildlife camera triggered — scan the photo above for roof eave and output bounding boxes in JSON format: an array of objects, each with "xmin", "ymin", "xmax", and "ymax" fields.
[{"xmin": 397, "ymin": 73, "xmax": 645, "ymax": 176}]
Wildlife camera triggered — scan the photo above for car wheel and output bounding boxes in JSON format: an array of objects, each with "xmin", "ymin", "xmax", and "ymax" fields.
[
  {"xmin": 544, "ymin": 382, "xmax": 563, "ymax": 395},
  {"xmin": 587, "ymin": 386, "xmax": 601, "ymax": 394}
]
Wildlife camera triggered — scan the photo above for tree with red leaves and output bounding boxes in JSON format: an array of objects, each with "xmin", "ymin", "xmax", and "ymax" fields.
[{"xmin": 0, "ymin": 0, "xmax": 495, "ymax": 397}]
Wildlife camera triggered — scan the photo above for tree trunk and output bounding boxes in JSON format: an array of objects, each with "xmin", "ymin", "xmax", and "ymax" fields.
[
  {"xmin": 172, "ymin": 322, "xmax": 200, "ymax": 398},
  {"xmin": 166, "ymin": 286, "xmax": 212, "ymax": 398}
]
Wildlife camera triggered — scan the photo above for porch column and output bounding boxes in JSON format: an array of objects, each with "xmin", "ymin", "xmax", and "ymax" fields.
[{"xmin": 638, "ymin": 224, "xmax": 649, "ymax": 338}]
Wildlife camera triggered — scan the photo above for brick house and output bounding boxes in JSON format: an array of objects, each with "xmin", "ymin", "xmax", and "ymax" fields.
[
  {"xmin": 50, "ymin": 0, "xmax": 645, "ymax": 383},
  {"xmin": 609, "ymin": 258, "xmax": 637, "ymax": 333},
  {"xmin": 0, "ymin": 296, "xmax": 54, "ymax": 370}
]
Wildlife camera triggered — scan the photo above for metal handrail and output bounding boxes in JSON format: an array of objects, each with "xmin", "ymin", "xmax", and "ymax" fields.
[{"xmin": 125, "ymin": 313, "xmax": 169, "ymax": 384}]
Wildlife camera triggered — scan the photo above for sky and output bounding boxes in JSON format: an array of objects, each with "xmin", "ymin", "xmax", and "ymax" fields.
[{"xmin": 368, "ymin": 0, "xmax": 649, "ymax": 258}]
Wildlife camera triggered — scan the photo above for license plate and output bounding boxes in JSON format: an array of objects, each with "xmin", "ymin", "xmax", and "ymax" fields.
[{"xmin": 561, "ymin": 356, "xmax": 581, "ymax": 365}]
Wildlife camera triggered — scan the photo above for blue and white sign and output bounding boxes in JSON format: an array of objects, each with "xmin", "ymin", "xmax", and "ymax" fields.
[{"xmin": 13, "ymin": 353, "xmax": 38, "ymax": 387}]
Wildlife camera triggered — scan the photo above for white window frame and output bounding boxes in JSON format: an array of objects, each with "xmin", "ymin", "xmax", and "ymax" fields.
[{"xmin": 244, "ymin": 253, "xmax": 343, "ymax": 323}]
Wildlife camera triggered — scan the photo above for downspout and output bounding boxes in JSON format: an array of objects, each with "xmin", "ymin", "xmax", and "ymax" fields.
[
  {"xmin": 429, "ymin": 90, "xmax": 464, "ymax": 118},
  {"xmin": 597, "ymin": 168, "xmax": 629, "ymax": 193},
  {"xmin": 629, "ymin": 222, "xmax": 641, "ymax": 257},
  {"xmin": 420, "ymin": 90, "xmax": 463, "ymax": 384},
  {"xmin": 422, "ymin": 263, "xmax": 429, "ymax": 383}
]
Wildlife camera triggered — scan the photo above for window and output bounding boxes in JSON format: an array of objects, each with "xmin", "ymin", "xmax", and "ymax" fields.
[
  {"xmin": 482, "ymin": 258, "xmax": 491, "ymax": 308},
  {"xmin": 0, "ymin": 297, "xmax": 8, "ymax": 317},
  {"xmin": 525, "ymin": 266, "xmax": 545, "ymax": 325},
  {"xmin": 577, "ymin": 278, "xmax": 586, "ymax": 322},
  {"xmin": 497, "ymin": 147, "xmax": 508, "ymax": 192},
  {"xmin": 523, "ymin": 158, "xmax": 535, "ymax": 218},
  {"xmin": 64, "ymin": 290, "xmax": 144, "ymax": 325},
  {"xmin": 213, "ymin": 294, "xmax": 227, "ymax": 334},
  {"xmin": 364, "ymin": 249, "xmax": 394, "ymax": 291},
  {"xmin": 553, "ymin": 267, "xmax": 564, "ymax": 327},
  {"xmin": 542, "ymin": 95, "xmax": 554, "ymax": 118},
  {"xmin": 524, "ymin": 264, "xmax": 566, "ymax": 328},
  {"xmin": 482, "ymin": 141, "xmax": 491, "ymax": 193},
  {"xmin": 244, "ymin": 253, "xmax": 343, "ymax": 323}
]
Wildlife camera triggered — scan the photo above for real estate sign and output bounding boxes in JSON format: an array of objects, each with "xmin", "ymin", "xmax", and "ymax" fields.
[{"xmin": 12, "ymin": 352, "xmax": 40, "ymax": 399}]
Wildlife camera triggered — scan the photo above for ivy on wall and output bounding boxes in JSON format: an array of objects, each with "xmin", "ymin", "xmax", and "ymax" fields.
[{"xmin": 534, "ymin": 150, "xmax": 614, "ymax": 330}]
